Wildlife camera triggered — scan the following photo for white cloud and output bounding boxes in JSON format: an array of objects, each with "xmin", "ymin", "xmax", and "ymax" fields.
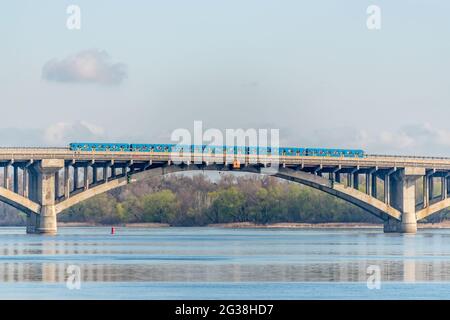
[
  {"xmin": 42, "ymin": 49, "xmax": 127, "ymax": 85},
  {"xmin": 379, "ymin": 131, "xmax": 415, "ymax": 149},
  {"xmin": 43, "ymin": 121, "xmax": 106, "ymax": 145}
]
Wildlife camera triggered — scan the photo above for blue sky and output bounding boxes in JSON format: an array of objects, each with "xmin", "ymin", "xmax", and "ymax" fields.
[{"xmin": 0, "ymin": 1, "xmax": 450, "ymax": 155}]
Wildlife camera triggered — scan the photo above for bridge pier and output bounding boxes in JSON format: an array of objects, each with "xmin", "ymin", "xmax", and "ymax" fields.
[
  {"xmin": 26, "ymin": 159, "xmax": 64, "ymax": 235},
  {"xmin": 383, "ymin": 168, "xmax": 425, "ymax": 234}
]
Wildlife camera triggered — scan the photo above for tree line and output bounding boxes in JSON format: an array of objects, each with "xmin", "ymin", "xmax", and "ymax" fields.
[
  {"xmin": 60, "ymin": 173, "xmax": 380, "ymax": 225},
  {"xmin": 1, "ymin": 173, "xmax": 448, "ymax": 226}
]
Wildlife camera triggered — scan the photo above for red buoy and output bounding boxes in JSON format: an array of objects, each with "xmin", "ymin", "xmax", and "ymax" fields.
[{"xmin": 111, "ymin": 227, "xmax": 115, "ymax": 235}]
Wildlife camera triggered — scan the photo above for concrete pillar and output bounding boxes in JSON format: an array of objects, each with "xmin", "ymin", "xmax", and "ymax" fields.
[
  {"xmin": 429, "ymin": 176, "xmax": 434, "ymax": 200},
  {"xmin": 447, "ymin": 178, "xmax": 450, "ymax": 197},
  {"xmin": 64, "ymin": 166, "xmax": 70, "ymax": 199},
  {"xmin": 54, "ymin": 171, "xmax": 60, "ymax": 199},
  {"xmin": 423, "ymin": 175, "xmax": 429, "ymax": 208},
  {"xmin": 22, "ymin": 167, "xmax": 28, "ymax": 198},
  {"xmin": 28, "ymin": 169, "xmax": 38, "ymax": 202},
  {"xmin": 111, "ymin": 166, "xmax": 116, "ymax": 178},
  {"xmin": 365, "ymin": 173, "xmax": 371, "ymax": 195},
  {"xmin": 92, "ymin": 167, "xmax": 98, "ymax": 184},
  {"xmin": 383, "ymin": 167, "xmax": 424, "ymax": 234},
  {"xmin": 103, "ymin": 164, "xmax": 109, "ymax": 182},
  {"xmin": 447, "ymin": 177, "xmax": 450, "ymax": 198},
  {"xmin": 73, "ymin": 167, "xmax": 79, "ymax": 190},
  {"xmin": 347, "ymin": 173, "xmax": 353, "ymax": 187},
  {"xmin": 442, "ymin": 176, "xmax": 448, "ymax": 200},
  {"xmin": 335, "ymin": 173, "xmax": 341, "ymax": 183},
  {"xmin": 83, "ymin": 165, "xmax": 89, "ymax": 190},
  {"xmin": 4, "ymin": 164, "xmax": 10, "ymax": 190},
  {"xmin": 353, "ymin": 174, "xmax": 359, "ymax": 190},
  {"xmin": 371, "ymin": 174, "xmax": 377, "ymax": 198},
  {"xmin": 384, "ymin": 173, "xmax": 391, "ymax": 205},
  {"xmin": 26, "ymin": 159, "xmax": 64, "ymax": 234},
  {"xmin": 13, "ymin": 165, "xmax": 19, "ymax": 193}
]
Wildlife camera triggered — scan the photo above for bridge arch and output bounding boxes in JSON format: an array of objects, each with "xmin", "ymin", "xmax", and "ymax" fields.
[
  {"xmin": 0, "ymin": 186, "xmax": 40, "ymax": 215},
  {"xmin": 54, "ymin": 164, "xmax": 401, "ymax": 221}
]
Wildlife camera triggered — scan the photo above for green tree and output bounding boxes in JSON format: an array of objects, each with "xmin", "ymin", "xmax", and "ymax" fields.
[
  {"xmin": 208, "ymin": 187, "xmax": 245, "ymax": 223},
  {"xmin": 141, "ymin": 190, "xmax": 178, "ymax": 223}
]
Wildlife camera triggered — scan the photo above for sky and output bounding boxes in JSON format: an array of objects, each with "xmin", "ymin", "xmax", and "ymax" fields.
[{"xmin": 0, "ymin": 1, "xmax": 449, "ymax": 156}]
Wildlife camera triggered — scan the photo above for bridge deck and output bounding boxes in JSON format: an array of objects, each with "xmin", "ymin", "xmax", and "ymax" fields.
[{"xmin": 0, "ymin": 148, "xmax": 450, "ymax": 170}]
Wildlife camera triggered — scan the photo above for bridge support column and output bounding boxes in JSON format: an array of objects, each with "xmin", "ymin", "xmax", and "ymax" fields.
[
  {"xmin": 384, "ymin": 174, "xmax": 390, "ymax": 205},
  {"xmin": 3, "ymin": 164, "xmax": 10, "ymax": 190},
  {"xmin": 22, "ymin": 167, "xmax": 29, "ymax": 197},
  {"xmin": 64, "ymin": 166, "xmax": 70, "ymax": 199},
  {"xmin": 347, "ymin": 173, "xmax": 353, "ymax": 187},
  {"xmin": 442, "ymin": 175, "xmax": 448, "ymax": 200},
  {"xmin": 103, "ymin": 164, "xmax": 109, "ymax": 182},
  {"xmin": 13, "ymin": 165, "xmax": 19, "ymax": 193},
  {"xmin": 83, "ymin": 165, "xmax": 89, "ymax": 190},
  {"xmin": 423, "ymin": 175, "xmax": 429, "ymax": 208},
  {"xmin": 371, "ymin": 174, "xmax": 377, "ymax": 198},
  {"xmin": 55, "ymin": 171, "xmax": 60, "ymax": 199},
  {"xmin": 383, "ymin": 167, "xmax": 424, "ymax": 234},
  {"xmin": 335, "ymin": 173, "xmax": 341, "ymax": 183},
  {"xmin": 447, "ymin": 178, "xmax": 450, "ymax": 199},
  {"xmin": 353, "ymin": 174, "xmax": 359, "ymax": 190},
  {"xmin": 26, "ymin": 159, "xmax": 64, "ymax": 235},
  {"xmin": 365, "ymin": 173, "xmax": 371, "ymax": 195},
  {"xmin": 429, "ymin": 176, "xmax": 434, "ymax": 200},
  {"xmin": 92, "ymin": 167, "xmax": 98, "ymax": 184},
  {"xmin": 73, "ymin": 166, "xmax": 79, "ymax": 191}
]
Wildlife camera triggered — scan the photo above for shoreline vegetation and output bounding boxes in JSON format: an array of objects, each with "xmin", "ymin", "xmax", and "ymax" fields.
[{"xmin": 1, "ymin": 173, "xmax": 449, "ymax": 227}]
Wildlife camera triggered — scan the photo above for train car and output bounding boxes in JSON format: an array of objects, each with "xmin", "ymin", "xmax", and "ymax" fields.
[
  {"xmin": 280, "ymin": 147, "xmax": 306, "ymax": 157},
  {"xmin": 171, "ymin": 144, "xmax": 191, "ymax": 153},
  {"xmin": 130, "ymin": 143, "xmax": 152, "ymax": 152},
  {"xmin": 70, "ymin": 142, "xmax": 365, "ymax": 158},
  {"xmin": 203, "ymin": 145, "xmax": 224, "ymax": 156},
  {"xmin": 191, "ymin": 144, "xmax": 205, "ymax": 155},
  {"xmin": 247, "ymin": 146, "xmax": 258, "ymax": 155},
  {"xmin": 234, "ymin": 146, "xmax": 246, "ymax": 157},
  {"xmin": 154, "ymin": 144, "xmax": 173, "ymax": 153},
  {"xmin": 69, "ymin": 142, "xmax": 130, "ymax": 152},
  {"xmin": 305, "ymin": 148, "xmax": 364, "ymax": 158},
  {"xmin": 130, "ymin": 143, "xmax": 173, "ymax": 152}
]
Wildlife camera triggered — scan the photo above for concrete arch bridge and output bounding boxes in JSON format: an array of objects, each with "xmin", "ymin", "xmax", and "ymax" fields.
[{"xmin": 0, "ymin": 148, "xmax": 449, "ymax": 234}]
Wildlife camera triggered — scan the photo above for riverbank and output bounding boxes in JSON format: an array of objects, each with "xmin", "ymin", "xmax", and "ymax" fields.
[
  {"xmin": 55, "ymin": 221, "xmax": 450, "ymax": 229},
  {"xmin": 58, "ymin": 222, "xmax": 170, "ymax": 228}
]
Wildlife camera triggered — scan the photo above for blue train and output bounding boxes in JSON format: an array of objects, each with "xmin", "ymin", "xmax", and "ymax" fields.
[{"xmin": 69, "ymin": 142, "xmax": 365, "ymax": 158}]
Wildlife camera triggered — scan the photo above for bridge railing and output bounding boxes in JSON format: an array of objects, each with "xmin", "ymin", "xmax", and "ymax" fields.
[{"xmin": 367, "ymin": 154, "xmax": 450, "ymax": 160}]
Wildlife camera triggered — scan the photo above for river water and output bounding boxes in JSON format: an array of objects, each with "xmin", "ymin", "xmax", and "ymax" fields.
[{"xmin": 1, "ymin": 226, "xmax": 450, "ymax": 299}]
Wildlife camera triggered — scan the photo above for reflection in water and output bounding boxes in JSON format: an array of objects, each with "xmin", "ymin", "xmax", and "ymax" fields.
[
  {"xmin": 1, "ymin": 228, "xmax": 450, "ymax": 283},
  {"xmin": 403, "ymin": 235, "xmax": 416, "ymax": 283}
]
